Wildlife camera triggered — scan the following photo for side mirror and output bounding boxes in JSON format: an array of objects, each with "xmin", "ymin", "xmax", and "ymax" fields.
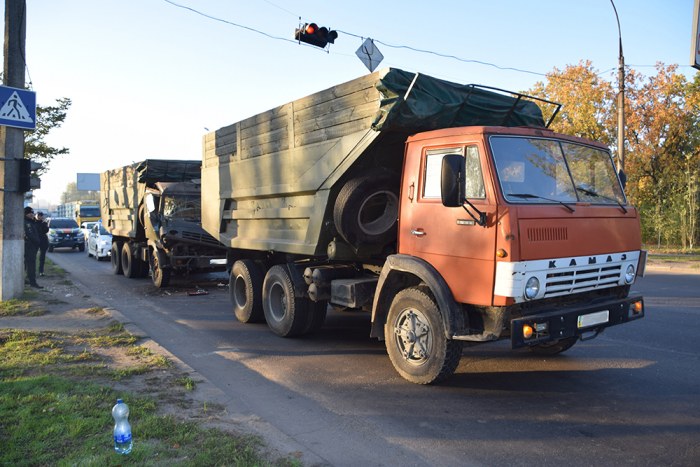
[
  {"xmin": 618, "ymin": 169, "xmax": 627, "ymax": 190},
  {"xmin": 441, "ymin": 154, "xmax": 464, "ymax": 208}
]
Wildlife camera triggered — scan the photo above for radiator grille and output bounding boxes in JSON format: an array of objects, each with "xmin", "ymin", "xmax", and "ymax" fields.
[
  {"xmin": 544, "ymin": 264, "xmax": 621, "ymax": 297},
  {"xmin": 181, "ymin": 231, "xmax": 223, "ymax": 247}
]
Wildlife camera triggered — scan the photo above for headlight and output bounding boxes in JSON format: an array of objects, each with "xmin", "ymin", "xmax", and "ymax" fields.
[
  {"xmin": 524, "ymin": 277, "xmax": 540, "ymax": 300},
  {"xmin": 624, "ymin": 264, "xmax": 635, "ymax": 284}
]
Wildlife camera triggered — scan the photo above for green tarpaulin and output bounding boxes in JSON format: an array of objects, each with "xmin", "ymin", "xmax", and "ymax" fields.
[{"xmin": 373, "ymin": 68, "xmax": 546, "ymax": 131}]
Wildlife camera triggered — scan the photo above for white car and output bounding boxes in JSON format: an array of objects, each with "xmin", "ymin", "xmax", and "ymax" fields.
[
  {"xmin": 80, "ymin": 221, "xmax": 98, "ymax": 244},
  {"xmin": 86, "ymin": 223, "xmax": 112, "ymax": 261}
]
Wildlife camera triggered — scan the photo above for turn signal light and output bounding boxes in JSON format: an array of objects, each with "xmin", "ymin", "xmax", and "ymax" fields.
[
  {"xmin": 632, "ymin": 300, "xmax": 643, "ymax": 315},
  {"xmin": 523, "ymin": 324, "xmax": 534, "ymax": 339},
  {"xmin": 496, "ymin": 248, "xmax": 508, "ymax": 258}
]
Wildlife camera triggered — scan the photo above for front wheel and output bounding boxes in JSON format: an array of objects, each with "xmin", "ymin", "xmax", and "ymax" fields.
[
  {"xmin": 529, "ymin": 337, "xmax": 578, "ymax": 356},
  {"xmin": 385, "ymin": 288, "xmax": 463, "ymax": 385},
  {"xmin": 150, "ymin": 249, "xmax": 171, "ymax": 288}
]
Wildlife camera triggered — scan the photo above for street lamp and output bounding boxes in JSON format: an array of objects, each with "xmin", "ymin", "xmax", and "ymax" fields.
[{"xmin": 610, "ymin": 0, "xmax": 625, "ymax": 174}]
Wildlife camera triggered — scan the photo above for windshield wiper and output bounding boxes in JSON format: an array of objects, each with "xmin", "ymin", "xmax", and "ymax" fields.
[
  {"xmin": 507, "ymin": 193, "xmax": 576, "ymax": 213},
  {"xmin": 575, "ymin": 186, "xmax": 627, "ymax": 213}
]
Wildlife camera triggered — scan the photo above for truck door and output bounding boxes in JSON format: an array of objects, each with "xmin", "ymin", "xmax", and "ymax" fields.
[{"xmin": 400, "ymin": 144, "xmax": 497, "ymax": 306}]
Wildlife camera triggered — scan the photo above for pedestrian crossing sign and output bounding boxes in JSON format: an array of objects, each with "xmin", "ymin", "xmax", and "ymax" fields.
[{"xmin": 0, "ymin": 85, "xmax": 36, "ymax": 130}]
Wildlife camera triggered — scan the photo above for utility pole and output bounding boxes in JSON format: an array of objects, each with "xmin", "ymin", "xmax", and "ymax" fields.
[
  {"xmin": 0, "ymin": 0, "xmax": 27, "ymax": 300},
  {"xmin": 610, "ymin": 0, "xmax": 625, "ymax": 173}
]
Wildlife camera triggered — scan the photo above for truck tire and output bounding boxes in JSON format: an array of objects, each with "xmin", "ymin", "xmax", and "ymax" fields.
[
  {"xmin": 121, "ymin": 242, "xmax": 141, "ymax": 279},
  {"xmin": 230, "ymin": 260, "xmax": 265, "ymax": 323},
  {"xmin": 529, "ymin": 337, "xmax": 578, "ymax": 356},
  {"xmin": 111, "ymin": 241, "xmax": 123, "ymax": 275},
  {"xmin": 150, "ymin": 249, "xmax": 171, "ymax": 288},
  {"xmin": 263, "ymin": 265, "xmax": 307, "ymax": 337},
  {"xmin": 385, "ymin": 287, "xmax": 463, "ymax": 384},
  {"xmin": 334, "ymin": 170, "xmax": 400, "ymax": 248}
]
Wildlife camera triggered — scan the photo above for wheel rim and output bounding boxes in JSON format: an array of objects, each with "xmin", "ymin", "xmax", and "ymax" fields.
[
  {"xmin": 268, "ymin": 282, "xmax": 287, "ymax": 322},
  {"xmin": 356, "ymin": 190, "xmax": 398, "ymax": 236},
  {"xmin": 392, "ymin": 307, "xmax": 433, "ymax": 366},
  {"xmin": 233, "ymin": 274, "xmax": 248, "ymax": 309}
]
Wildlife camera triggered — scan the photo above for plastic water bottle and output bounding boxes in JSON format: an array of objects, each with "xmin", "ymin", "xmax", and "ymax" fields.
[{"xmin": 112, "ymin": 399, "xmax": 132, "ymax": 454}]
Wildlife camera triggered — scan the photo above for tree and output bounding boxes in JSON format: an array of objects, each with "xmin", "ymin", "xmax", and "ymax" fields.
[
  {"xmin": 625, "ymin": 64, "xmax": 698, "ymax": 250},
  {"xmin": 24, "ymin": 97, "xmax": 71, "ymax": 175},
  {"xmin": 527, "ymin": 60, "xmax": 616, "ymax": 145}
]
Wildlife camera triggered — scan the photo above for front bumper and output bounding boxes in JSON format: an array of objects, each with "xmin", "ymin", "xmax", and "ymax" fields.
[
  {"xmin": 96, "ymin": 247, "xmax": 111, "ymax": 258},
  {"xmin": 49, "ymin": 238, "xmax": 83, "ymax": 248},
  {"xmin": 510, "ymin": 293, "xmax": 644, "ymax": 348}
]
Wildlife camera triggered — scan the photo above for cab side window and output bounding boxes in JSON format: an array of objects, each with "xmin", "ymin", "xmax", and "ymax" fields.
[{"xmin": 423, "ymin": 146, "xmax": 485, "ymax": 199}]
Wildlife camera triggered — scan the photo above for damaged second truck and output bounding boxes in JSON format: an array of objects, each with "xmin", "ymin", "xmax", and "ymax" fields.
[
  {"xmin": 201, "ymin": 68, "xmax": 646, "ymax": 384},
  {"xmin": 101, "ymin": 160, "xmax": 226, "ymax": 288}
]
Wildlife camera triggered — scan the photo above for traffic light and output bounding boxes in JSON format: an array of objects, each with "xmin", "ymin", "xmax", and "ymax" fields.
[
  {"xmin": 294, "ymin": 23, "xmax": 338, "ymax": 48},
  {"xmin": 18, "ymin": 158, "xmax": 42, "ymax": 192}
]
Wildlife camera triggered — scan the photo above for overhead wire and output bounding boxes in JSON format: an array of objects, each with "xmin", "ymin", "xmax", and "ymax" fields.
[{"xmin": 160, "ymin": 0, "xmax": 690, "ymax": 87}]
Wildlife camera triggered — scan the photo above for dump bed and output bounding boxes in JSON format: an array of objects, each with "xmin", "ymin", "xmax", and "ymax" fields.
[
  {"xmin": 101, "ymin": 159, "xmax": 201, "ymax": 239},
  {"xmin": 201, "ymin": 68, "xmax": 546, "ymax": 256}
]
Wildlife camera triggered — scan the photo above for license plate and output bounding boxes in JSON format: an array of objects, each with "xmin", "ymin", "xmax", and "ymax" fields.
[{"xmin": 577, "ymin": 310, "xmax": 609, "ymax": 328}]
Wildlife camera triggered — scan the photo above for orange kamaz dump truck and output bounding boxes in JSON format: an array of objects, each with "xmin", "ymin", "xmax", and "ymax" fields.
[{"xmin": 201, "ymin": 68, "xmax": 645, "ymax": 384}]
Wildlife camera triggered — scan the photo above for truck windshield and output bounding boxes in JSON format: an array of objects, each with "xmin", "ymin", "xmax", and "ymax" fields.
[
  {"xmin": 162, "ymin": 195, "xmax": 201, "ymax": 221},
  {"xmin": 490, "ymin": 136, "xmax": 625, "ymax": 206},
  {"xmin": 80, "ymin": 206, "xmax": 100, "ymax": 217}
]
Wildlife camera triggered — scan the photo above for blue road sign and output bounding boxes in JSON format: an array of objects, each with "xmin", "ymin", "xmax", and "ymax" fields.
[{"xmin": 0, "ymin": 85, "xmax": 36, "ymax": 130}]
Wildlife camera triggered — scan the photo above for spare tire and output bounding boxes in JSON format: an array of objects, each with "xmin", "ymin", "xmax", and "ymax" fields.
[{"xmin": 333, "ymin": 170, "xmax": 400, "ymax": 248}]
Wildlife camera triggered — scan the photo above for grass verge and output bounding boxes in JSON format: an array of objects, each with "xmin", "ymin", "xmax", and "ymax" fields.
[
  {"xmin": 0, "ymin": 259, "xmax": 295, "ymax": 466},
  {"xmin": 0, "ymin": 326, "xmax": 272, "ymax": 466}
]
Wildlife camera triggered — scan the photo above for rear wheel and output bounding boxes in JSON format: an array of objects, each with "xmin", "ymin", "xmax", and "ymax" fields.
[
  {"xmin": 121, "ymin": 243, "xmax": 141, "ymax": 279},
  {"xmin": 385, "ymin": 288, "xmax": 463, "ymax": 384},
  {"xmin": 230, "ymin": 260, "xmax": 265, "ymax": 323},
  {"xmin": 262, "ymin": 265, "xmax": 307, "ymax": 337},
  {"xmin": 529, "ymin": 337, "xmax": 578, "ymax": 356},
  {"xmin": 111, "ymin": 241, "xmax": 123, "ymax": 275}
]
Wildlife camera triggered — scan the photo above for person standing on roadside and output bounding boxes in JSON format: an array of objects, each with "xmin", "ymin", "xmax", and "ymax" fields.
[
  {"xmin": 35, "ymin": 211, "xmax": 49, "ymax": 276},
  {"xmin": 23, "ymin": 206, "xmax": 43, "ymax": 288}
]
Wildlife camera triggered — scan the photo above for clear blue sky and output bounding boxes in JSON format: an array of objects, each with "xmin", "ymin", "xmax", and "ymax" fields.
[{"xmin": 13, "ymin": 0, "xmax": 698, "ymax": 206}]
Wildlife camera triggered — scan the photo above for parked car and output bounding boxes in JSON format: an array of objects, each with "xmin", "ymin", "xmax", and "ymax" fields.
[
  {"xmin": 80, "ymin": 221, "xmax": 98, "ymax": 245},
  {"xmin": 86, "ymin": 223, "xmax": 112, "ymax": 261},
  {"xmin": 46, "ymin": 218, "xmax": 84, "ymax": 252}
]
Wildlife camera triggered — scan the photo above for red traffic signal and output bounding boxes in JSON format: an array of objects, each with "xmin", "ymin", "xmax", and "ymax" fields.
[{"xmin": 295, "ymin": 23, "xmax": 338, "ymax": 48}]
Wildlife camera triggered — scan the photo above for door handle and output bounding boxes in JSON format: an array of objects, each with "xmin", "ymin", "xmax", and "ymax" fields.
[{"xmin": 411, "ymin": 229, "xmax": 426, "ymax": 237}]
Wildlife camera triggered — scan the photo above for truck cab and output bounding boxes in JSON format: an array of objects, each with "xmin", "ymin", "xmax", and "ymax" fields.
[{"xmin": 370, "ymin": 125, "xmax": 644, "ymax": 382}]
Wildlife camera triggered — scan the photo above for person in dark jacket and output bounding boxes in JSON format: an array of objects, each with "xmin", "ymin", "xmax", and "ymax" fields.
[
  {"xmin": 24, "ymin": 206, "xmax": 43, "ymax": 288},
  {"xmin": 35, "ymin": 211, "xmax": 49, "ymax": 276}
]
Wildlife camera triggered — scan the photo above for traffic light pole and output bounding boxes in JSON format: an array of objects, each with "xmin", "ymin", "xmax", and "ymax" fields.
[{"xmin": 0, "ymin": 0, "xmax": 28, "ymax": 300}]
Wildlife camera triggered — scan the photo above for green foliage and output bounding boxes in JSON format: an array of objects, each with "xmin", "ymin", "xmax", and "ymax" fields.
[
  {"xmin": 0, "ymin": 328, "xmax": 272, "ymax": 466},
  {"xmin": 23, "ymin": 97, "xmax": 72, "ymax": 175}
]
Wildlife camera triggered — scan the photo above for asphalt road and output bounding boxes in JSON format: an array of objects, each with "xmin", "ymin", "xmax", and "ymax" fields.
[{"xmin": 47, "ymin": 249, "xmax": 700, "ymax": 467}]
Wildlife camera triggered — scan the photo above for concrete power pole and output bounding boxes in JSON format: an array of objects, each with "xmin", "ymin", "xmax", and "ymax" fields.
[{"xmin": 0, "ymin": 0, "xmax": 27, "ymax": 300}]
